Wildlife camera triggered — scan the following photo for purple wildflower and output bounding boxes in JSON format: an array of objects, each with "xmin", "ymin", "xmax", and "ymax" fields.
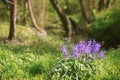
[
  {"xmin": 98, "ymin": 51, "xmax": 106, "ymax": 58},
  {"xmin": 84, "ymin": 40, "xmax": 92, "ymax": 54},
  {"xmin": 61, "ymin": 39, "xmax": 106, "ymax": 59},
  {"xmin": 91, "ymin": 42, "xmax": 101, "ymax": 53},
  {"xmin": 78, "ymin": 41, "xmax": 86, "ymax": 53},
  {"xmin": 72, "ymin": 44, "xmax": 80, "ymax": 58},
  {"xmin": 62, "ymin": 44, "xmax": 69, "ymax": 58},
  {"xmin": 78, "ymin": 40, "xmax": 92, "ymax": 54}
]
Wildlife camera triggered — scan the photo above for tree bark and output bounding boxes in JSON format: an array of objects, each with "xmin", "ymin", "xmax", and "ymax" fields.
[
  {"xmin": 108, "ymin": 0, "xmax": 113, "ymax": 10},
  {"xmin": 8, "ymin": 0, "xmax": 16, "ymax": 40},
  {"xmin": 79, "ymin": 0, "xmax": 90, "ymax": 24},
  {"xmin": 23, "ymin": 0, "xmax": 28, "ymax": 25},
  {"xmin": 69, "ymin": 17, "xmax": 78, "ymax": 41},
  {"xmin": 27, "ymin": 0, "xmax": 46, "ymax": 35},
  {"xmin": 98, "ymin": 0, "xmax": 104, "ymax": 11},
  {"xmin": 89, "ymin": 0, "xmax": 98, "ymax": 10},
  {"xmin": 98, "ymin": 0, "xmax": 110, "ymax": 11},
  {"xmin": 50, "ymin": 0, "xmax": 69, "ymax": 37},
  {"xmin": 106, "ymin": 0, "xmax": 110, "ymax": 8},
  {"xmin": 39, "ymin": 0, "xmax": 46, "ymax": 28}
]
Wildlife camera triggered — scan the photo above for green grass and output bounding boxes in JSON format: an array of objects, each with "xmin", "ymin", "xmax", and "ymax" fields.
[
  {"xmin": 0, "ymin": 22, "xmax": 63, "ymax": 80},
  {"xmin": 94, "ymin": 48, "xmax": 120, "ymax": 80},
  {"xmin": 0, "ymin": 22, "xmax": 120, "ymax": 80}
]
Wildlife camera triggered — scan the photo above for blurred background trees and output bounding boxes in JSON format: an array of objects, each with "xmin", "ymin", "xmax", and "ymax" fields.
[{"xmin": 0, "ymin": 0, "xmax": 120, "ymax": 48}]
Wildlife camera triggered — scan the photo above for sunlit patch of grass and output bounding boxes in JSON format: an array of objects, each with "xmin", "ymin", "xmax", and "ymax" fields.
[
  {"xmin": 0, "ymin": 43, "xmax": 60, "ymax": 79},
  {"xmin": 94, "ymin": 48, "xmax": 120, "ymax": 80},
  {"xmin": 0, "ymin": 22, "xmax": 63, "ymax": 79}
]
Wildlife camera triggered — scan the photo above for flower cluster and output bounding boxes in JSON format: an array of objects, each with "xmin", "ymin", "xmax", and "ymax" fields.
[{"xmin": 62, "ymin": 39, "xmax": 106, "ymax": 59}]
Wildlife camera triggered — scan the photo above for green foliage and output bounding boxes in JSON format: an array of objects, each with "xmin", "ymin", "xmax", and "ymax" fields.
[
  {"xmin": 0, "ymin": 44, "xmax": 58, "ymax": 80},
  {"xmin": 0, "ymin": 3, "xmax": 120, "ymax": 78},
  {"xmin": 0, "ymin": 2, "xmax": 9, "ymax": 22},
  {"xmin": 48, "ymin": 57, "xmax": 97, "ymax": 80},
  {"xmin": 0, "ymin": 23, "xmax": 61, "ymax": 80},
  {"xmin": 0, "ymin": 22, "xmax": 120, "ymax": 79},
  {"xmin": 91, "ymin": 8, "xmax": 120, "ymax": 48},
  {"xmin": 94, "ymin": 48, "xmax": 120, "ymax": 80}
]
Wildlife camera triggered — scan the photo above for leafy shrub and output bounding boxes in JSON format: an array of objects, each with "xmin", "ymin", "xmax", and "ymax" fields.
[
  {"xmin": 48, "ymin": 40, "xmax": 106, "ymax": 80},
  {"xmin": 91, "ymin": 7, "xmax": 120, "ymax": 48}
]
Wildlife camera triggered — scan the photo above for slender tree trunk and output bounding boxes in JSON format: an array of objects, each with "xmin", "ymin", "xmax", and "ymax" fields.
[
  {"xmin": 98, "ymin": 0, "xmax": 110, "ymax": 11},
  {"xmin": 106, "ymin": 0, "xmax": 110, "ymax": 8},
  {"xmin": 98, "ymin": 0, "xmax": 105, "ymax": 11},
  {"xmin": 89, "ymin": 0, "xmax": 97, "ymax": 10},
  {"xmin": 23, "ymin": 0, "xmax": 28, "ymax": 25},
  {"xmin": 108, "ymin": 0, "xmax": 113, "ymax": 9},
  {"xmin": 50, "ymin": 0, "xmax": 69, "ymax": 37},
  {"xmin": 8, "ymin": 0, "xmax": 16, "ymax": 40},
  {"xmin": 39, "ymin": 0, "xmax": 46, "ymax": 28},
  {"xmin": 64, "ymin": 1, "xmax": 76, "ymax": 39},
  {"xmin": 69, "ymin": 17, "xmax": 77, "ymax": 42},
  {"xmin": 79, "ymin": 0, "xmax": 90, "ymax": 24},
  {"xmin": 27, "ymin": 0, "xmax": 46, "ymax": 35}
]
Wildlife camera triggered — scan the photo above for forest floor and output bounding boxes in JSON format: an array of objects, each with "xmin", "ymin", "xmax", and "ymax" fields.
[{"xmin": 0, "ymin": 22, "xmax": 120, "ymax": 80}]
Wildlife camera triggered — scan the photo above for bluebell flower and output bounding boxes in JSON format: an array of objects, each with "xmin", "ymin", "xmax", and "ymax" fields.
[
  {"xmin": 78, "ymin": 41, "xmax": 86, "ymax": 53},
  {"xmin": 91, "ymin": 42, "xmax": 101, "ymax": 53},
  {"xmin": 84, "ymin": 40, "xmax": 92, "ymax": 54},
  {"xmin": 98, "ymin": 51, "xmax": 106, "ymax": 58},
  {"xmin": 72, "ymin": 44, "xmax": 80, "ymax": 58},
  {"xmin": 62, "ymin": 44, "xmax": 69, "ymax": 58},
  {"xmin": 61, "ymin": 39, "xmax": 106, "ymax": 60}
]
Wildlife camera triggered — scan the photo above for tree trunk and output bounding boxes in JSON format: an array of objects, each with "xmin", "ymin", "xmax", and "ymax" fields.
[
  {"xmin": 39, "ymin": 0, "xmax": 46, "ymax": 28},
  {"xmin": 23, "ymin": 0, "xmax": 28, "ymax": 25},
  {"xmin": 79, "ymin": 0, "xmax": 90, "ymax": 24},
  {"xmin": 89, "ymin": 0, "xmax": 98, "ymax": 10},
  {"xmin": 98, "ymin": 0, "xmax": 110, "ymax": 11},
  {"xmin": 8, "ymin": 0, "xmax": 16, "ymax": 40},
  {"xmin": 27, "ymin": 0, "xmax": 46, "ymax": 35},
  {"xmin": 69, "ymin": 17, "xmax": 78, "ymax": 42},
  {"xmin": 50, "ymin": 0, "xmax": 69, "ymax": 37},
  {"xmin": 98, "ymin": 0, "xmax": 104, "ymax": 11},
  {"xmin": 108, "ymin": 0, "xmax": 113, "ymax": 10},
  {"xmin": 106, "ymin": 0, "xmax": 110, "ymax": 8}
]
